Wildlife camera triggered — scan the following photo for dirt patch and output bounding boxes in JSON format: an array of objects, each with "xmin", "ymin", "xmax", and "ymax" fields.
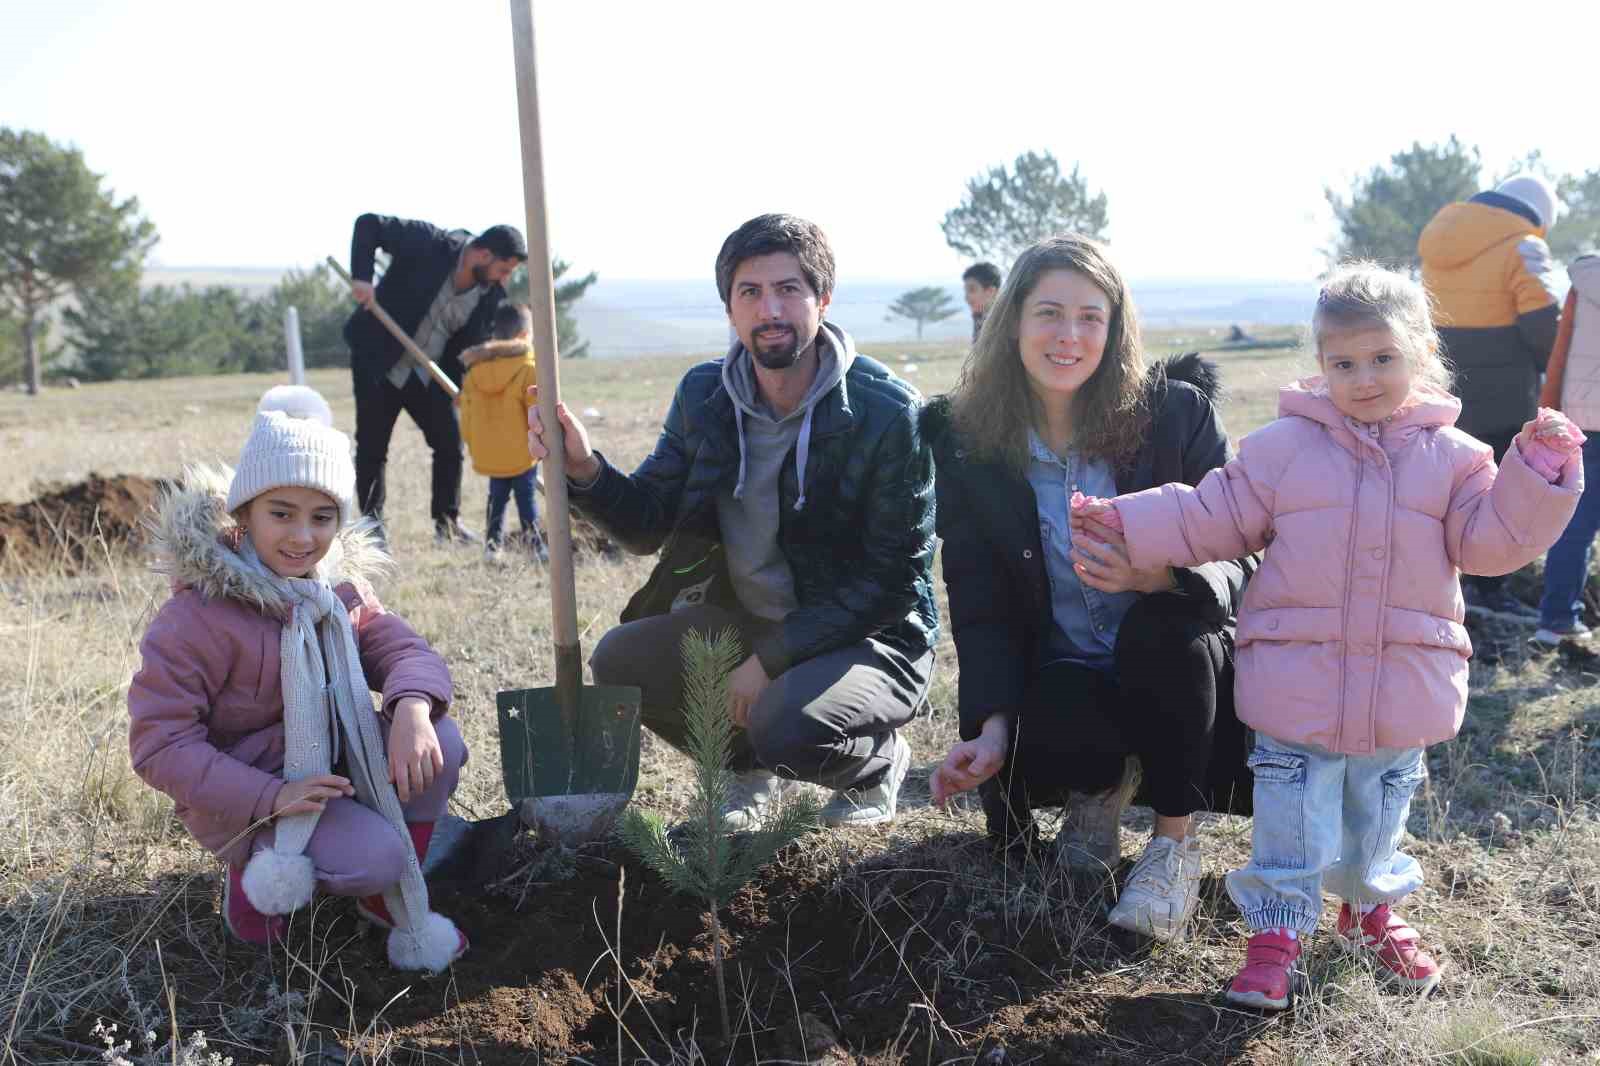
[
  {"xmin": 279, "ymin": 836, "xmax": 1284, "ymax": 1065},
  {"xmin": 0, "ymin": 474, "xmax": 168, "ymax": 572}
]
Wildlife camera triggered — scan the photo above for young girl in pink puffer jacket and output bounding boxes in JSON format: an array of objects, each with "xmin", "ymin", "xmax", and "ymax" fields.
[
  {"xmin": 128, "ymin": 386, "xmax": 469, "ymax": 973},
  {"xmin": 1073, "ymin": 263, "xmax": 1582, "ymax": 1010}
]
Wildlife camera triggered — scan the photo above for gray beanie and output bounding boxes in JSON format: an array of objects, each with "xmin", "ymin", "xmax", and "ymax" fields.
[{"xmin": 226, "ymin": 399, "xmax": 356, "ymax": 524}]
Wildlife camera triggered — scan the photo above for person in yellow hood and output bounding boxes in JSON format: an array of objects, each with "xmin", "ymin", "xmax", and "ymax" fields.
[
  {"xmin": 1419, "ymin": 173, "xmax": 1565, "ymax": 617},
  {"xmin": 459, "ymin": 303, "xmax": 546, "ymax": 561}
]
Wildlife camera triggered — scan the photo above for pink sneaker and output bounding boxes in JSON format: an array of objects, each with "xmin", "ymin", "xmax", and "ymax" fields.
[
  {"xmin": 1337, "ymin": 903, "xmax": 1443, "ymax": 993},
  {"xmin": 1225, "ymin": 930, "xmax": 1301, "ymax": 1011},
  {"xmin": 222, "ymin": 864, "xmax": 287, "ymax": 946}
]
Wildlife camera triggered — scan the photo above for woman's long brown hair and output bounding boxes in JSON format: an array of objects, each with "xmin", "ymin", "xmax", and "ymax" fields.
[{"xmin": 949, "ymin": 233, "xmax": 1149, "ymax": 474}]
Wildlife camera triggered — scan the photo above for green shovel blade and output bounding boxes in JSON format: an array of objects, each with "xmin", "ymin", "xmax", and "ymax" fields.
[{"xmin": 496, "ymin": 683, "xmax": 642, "ymax": 807}]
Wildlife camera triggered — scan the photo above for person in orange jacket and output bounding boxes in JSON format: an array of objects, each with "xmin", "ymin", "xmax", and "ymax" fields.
[
  {"xmin": 459, "ymin": 303, "xmax": 547, "ymax": 562},
  {"xmin": 1418, "ymin": 174, "xmax": 1565, "ymax": 618}
]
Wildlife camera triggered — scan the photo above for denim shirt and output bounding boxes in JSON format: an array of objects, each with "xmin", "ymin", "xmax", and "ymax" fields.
[{"xmin": 1026, "ymin": 430, "xmax": 1139, "ymax": 672}]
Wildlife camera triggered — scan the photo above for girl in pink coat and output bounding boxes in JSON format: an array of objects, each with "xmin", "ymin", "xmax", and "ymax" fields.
[
  {"xmin": 128, "ymin": 386, "xmax": 469, "ymax": 973},
  {"xmin": 1074, "ymin": 264, "xmax": 1583, "ymax": 1009}
]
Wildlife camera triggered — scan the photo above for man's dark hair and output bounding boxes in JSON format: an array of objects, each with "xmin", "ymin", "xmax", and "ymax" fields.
[
  {"xmin": 492, "ymin": 302, "xmax": 533, "ymax": 340},
  {"xmin": 715, "ymin": 214, "xmax": 836, "ymax": 309},
  {"xmin": 470, "ymin": 224, "xmax": 529, "ymax": 262},
  {"xmin": 962, "ymin": 262, "xmax": 1003, "ymax": 290}
]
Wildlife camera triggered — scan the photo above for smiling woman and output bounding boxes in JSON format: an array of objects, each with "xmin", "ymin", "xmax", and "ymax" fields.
[{"xmin": 922, "ymin": 233, "xmax": 1256, "ymax": 944}]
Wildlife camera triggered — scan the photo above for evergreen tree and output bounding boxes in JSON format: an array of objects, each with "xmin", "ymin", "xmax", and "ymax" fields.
[
  {"xmin": 1325, "ymin": 136, "xmax": 1481, "ymax": 272},
  {"xmin": 887, "ymin": 286, "xmax": 959, "ymax": 340},
  {"xmin": 942, "ymin": 150, "xmax": 1109, "ymax": 266},
  {"xmin": 0, "ymin": 128, "xmax": 157, "ymax": 393},
  {"xmin": 508, "ymin": 257, "xmax": 598, "ymax": 358},
  {"xmin": 618, "ymin": 628, "xmax": 819, "ymax": 1042}
]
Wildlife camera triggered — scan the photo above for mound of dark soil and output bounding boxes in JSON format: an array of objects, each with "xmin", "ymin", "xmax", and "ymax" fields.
[
  {"xmin": 0, "ymin": 474, "xmax": 168, "ymax": 572},
  {"xmin": 298, "ymin": 838, "xmax": 1281, "ymax": 1065}
]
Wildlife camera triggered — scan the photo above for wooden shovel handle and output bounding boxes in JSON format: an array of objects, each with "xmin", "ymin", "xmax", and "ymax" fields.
[
  {"xmin": 325, "ymin": 256, "xmax": 461, "ymax": 399},
  {"xmin": 510, "ymin": 0, "xmax": 582, "ymax": 701}
]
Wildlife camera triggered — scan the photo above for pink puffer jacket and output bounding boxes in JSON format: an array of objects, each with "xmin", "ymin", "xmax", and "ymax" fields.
[
  {"xmin": 1115, "ymin": 381, "xmax": 1581, "ymax": 755},
  {"xmin": 127, "ymin": 468, "xmax": 453, "ymax": 865}
]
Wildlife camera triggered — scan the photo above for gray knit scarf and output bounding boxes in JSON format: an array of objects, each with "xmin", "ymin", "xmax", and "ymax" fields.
[{"xmin": 238, "ymin": 537, "xmax": 434, "ymax": 951}]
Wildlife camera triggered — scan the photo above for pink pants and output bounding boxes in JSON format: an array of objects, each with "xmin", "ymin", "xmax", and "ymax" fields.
[{"xmin": 248, "ymin": 716, "xmax": 467, "ymax": 897}]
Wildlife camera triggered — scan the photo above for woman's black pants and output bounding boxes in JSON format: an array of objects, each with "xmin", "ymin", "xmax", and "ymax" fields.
[{"xmin": 982, "ymin": 592, "xmax": 1254, "ymax": 844}]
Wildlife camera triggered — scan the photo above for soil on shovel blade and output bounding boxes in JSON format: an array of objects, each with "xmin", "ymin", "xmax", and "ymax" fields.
[
  {"xmin": 305, "ymin": 836, "xmax": 1284, "ymax": 1065},
  {"xmin": 0, "ymin": 474, "xmax": 168, "ymax": 572}
]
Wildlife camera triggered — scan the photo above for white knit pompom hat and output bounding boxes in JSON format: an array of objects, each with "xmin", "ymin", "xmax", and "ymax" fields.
[
  {"xmin": 226, "ymin": 390, "xmax": 356, "ymax": 524},
  {"xmin": 257, "ymin": 384, "xmax": 334, "ymax": 425}
]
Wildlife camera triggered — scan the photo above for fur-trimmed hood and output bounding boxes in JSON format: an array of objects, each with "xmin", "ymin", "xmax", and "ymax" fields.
[{"xmin": 147, "ymin": 464, "xmax": 391, "ymax": 616}]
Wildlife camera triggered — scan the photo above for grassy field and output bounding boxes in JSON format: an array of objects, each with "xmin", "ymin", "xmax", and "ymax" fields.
[{"xmin": 0, "ymin": 329, "xmax": 1596, "ymax": 1064}]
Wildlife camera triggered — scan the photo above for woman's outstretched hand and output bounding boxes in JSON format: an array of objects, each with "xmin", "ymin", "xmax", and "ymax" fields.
[{"xmin": 930, "ymin": 715, "xmax": 1009, "ymax": 808}]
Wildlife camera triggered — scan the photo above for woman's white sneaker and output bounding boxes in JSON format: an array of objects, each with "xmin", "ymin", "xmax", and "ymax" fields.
[{"xmin": 1107, "ymin": 834, "xmax": 1202, "ymax": 942}]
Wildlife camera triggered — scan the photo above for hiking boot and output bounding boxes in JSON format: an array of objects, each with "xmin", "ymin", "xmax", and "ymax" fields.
[
  {"xmin": 1336, "ymin": 903, "xmax": 1443, "ymax": 994},
  {"xmin": 721, "ymin": 769, "xmax": 792, "ymax": 832},
  {"xmin": 1107, "ymin": 834, "xmax": 1202, "ymax": 942},
  {"xmin": 1052, "ymin": 755, "xmax": 1138, "ymax": 871},
  {"xmin": 1225, "ymin": 929, "xmax": 1302, "ymax": 1011},
  {"xmin": 434, "ymin": 517, "xmax": 479, "ymax": 546},
  {"xmin": 1532, "ymin": 620, "xmax": 1592, "ymax": 647},
  {"xmin": 820, "ymin": 732, "xmax": 911, "ymax": 827},
  {"xmin": 223, "ymin": 863, "xmax": 287, "ymax": 946}
]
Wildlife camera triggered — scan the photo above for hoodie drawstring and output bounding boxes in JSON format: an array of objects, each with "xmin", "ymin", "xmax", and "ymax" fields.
[
  {"xmin": 793, "ymin": 406, "xmax": 813, "ymax": 511},
  {"xmin": 732, "ymin": 406, "xmax": 749, "ymax": 501}
]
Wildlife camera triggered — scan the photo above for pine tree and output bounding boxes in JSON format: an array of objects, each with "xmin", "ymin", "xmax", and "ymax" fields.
[{"xmin": 618, "ymin": 627, "xmax": 819, "ymax": 1042}]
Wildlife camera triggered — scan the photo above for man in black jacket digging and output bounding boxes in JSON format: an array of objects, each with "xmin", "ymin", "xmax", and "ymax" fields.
[
  {"xmin": 528, "ymin": 214, "xmax": 938, "ymax": 829},
  {"xmin": 343, "ymin": 214, "xmax": 527, "ymax": 544}
]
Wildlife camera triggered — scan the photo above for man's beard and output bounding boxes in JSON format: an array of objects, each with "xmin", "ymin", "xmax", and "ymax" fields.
[
  {"xmin": 471, "ymin": 262, "xmax": 494, "ymax": 286},
  {"xmin": 749, "ymin": 323, "xmax": 808, "ymax": 369}
]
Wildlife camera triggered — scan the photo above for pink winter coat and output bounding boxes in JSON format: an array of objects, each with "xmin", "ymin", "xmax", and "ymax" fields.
[
  {"xmin": 127, "ymin": 468, "xmax": 453, "ymax": 865},
  {"xmin": 1114, "ymin": 382, "xmax": 1581, "ymax": 755}
]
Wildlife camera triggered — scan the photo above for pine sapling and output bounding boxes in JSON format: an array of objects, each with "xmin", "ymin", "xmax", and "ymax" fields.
[{"xmin": 618, "ymin": 627, "xmax": 819, "ymax": 1043}]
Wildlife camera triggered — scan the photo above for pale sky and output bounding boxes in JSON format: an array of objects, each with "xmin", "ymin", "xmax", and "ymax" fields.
[{"xmin": 6, "ymin": 0, "xmax": 1599, "ymax": 284}]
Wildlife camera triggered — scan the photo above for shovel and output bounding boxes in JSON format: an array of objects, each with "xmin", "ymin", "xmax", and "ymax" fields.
[
  {"xmin": 324, "ymin": 257, "xmax": 460, "ymax": 399},
  {"xmin": 495, "ymin": 0, "xmax": 642, "ymax": 845}
]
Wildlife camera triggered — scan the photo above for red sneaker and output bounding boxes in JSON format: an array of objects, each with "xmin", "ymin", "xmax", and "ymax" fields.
[
  {"xmin": 1225, "ymin": 930, "xmax": 1301, "ymax": 1011},
  {"xmin": 222, "ymin": 864, "xmax": 287, "ymax": 946},
  {"xmin": 1337, "ymin": 903, "xmax": 1443, "ymax": 993}
]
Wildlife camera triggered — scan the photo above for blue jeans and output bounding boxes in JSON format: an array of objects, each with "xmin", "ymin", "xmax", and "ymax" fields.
[
  {"xmin": 485, "ymin": 469, "xmax": 538, "ymax": 545},
  {"xmin": 1226, "ymin": 734, "xmax": 1426, "ymax": 934},
  {"xmin": 1538, "ymin": 435, "xmax": 1600, "ymax": 630}
]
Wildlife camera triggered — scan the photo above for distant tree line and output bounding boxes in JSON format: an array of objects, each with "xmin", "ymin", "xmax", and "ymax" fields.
[
  {"xmin": 1326, "ymin": 137, "xmax": 1600, "ymax": 272},
  {"xmin": 1, "ymin": 127, "xmax": 596, "ymax": 392}
]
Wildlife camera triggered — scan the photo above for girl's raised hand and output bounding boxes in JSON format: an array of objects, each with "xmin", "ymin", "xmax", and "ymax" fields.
[{"xmin": 272, "ymin": 774, "xmax": 353, "ymax": 818}]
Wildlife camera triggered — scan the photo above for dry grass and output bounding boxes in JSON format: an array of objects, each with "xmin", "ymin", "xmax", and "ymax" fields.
[{"xmin": 0, "ymin": 330, "xmax": 1595, "ymax": 1064}]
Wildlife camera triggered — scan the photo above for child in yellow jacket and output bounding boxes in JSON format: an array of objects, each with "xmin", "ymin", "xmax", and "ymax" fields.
[{"xmin": 460, "ymin": 303, "xmax": 546, "ymax": 561}]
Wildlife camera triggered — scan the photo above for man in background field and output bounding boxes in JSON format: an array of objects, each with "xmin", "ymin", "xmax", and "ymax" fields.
[
  {"xmin": 343, "ymin": 214, "xmax": 527, "ymax": 545},
  {"xmin": 1419, "ymin": 175, "xmax": 1564, "ymax": 618},
  {"xmin": 963, "ymin": 262, "xmax": 1003, "ymax": 342},
  {"xmin": 528, "ymin": 213, "xmax": 938, "ymax": 831}
]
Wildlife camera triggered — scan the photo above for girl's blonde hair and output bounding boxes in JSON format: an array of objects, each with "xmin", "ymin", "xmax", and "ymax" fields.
[
  {"xmin": 949, "ymin": 233, "xmax": 1149, "ymax": 474},
  {"xmin": 1313, "ymin": 261, "xmax": 1453, "ymax": 392}
]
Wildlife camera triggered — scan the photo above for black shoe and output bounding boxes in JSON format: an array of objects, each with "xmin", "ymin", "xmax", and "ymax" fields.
[{"xmin": 434, "ymin": 517, "xmax": 480, "ymax": 546}]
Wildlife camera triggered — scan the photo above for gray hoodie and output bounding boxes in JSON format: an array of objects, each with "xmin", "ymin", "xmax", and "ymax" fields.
[{"xmin": 715, "ymin": 322, "xmax": 856, "ymax": 622}]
